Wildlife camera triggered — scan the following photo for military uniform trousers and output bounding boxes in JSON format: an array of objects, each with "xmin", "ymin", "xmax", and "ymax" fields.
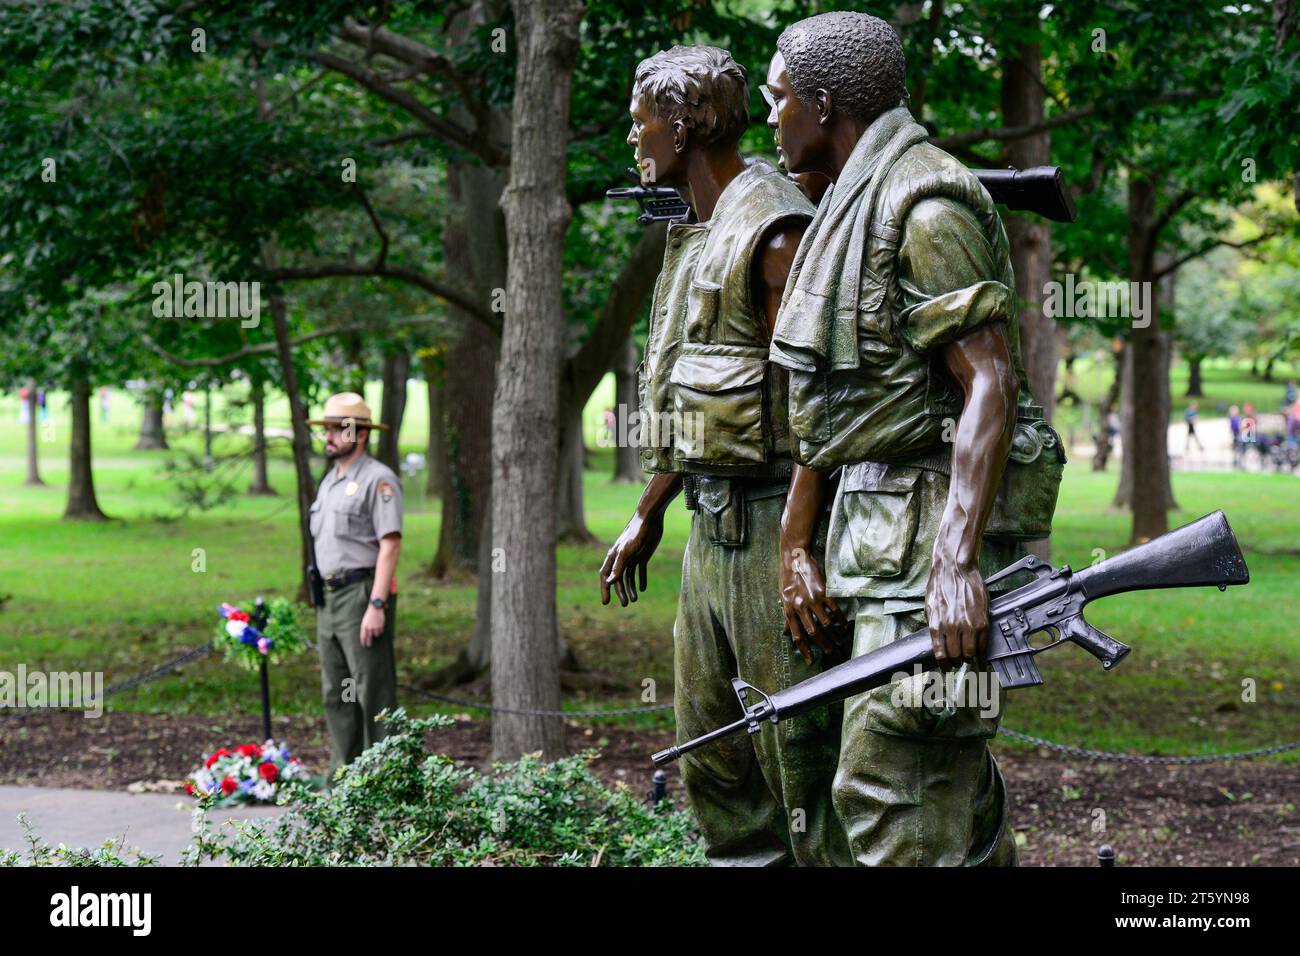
[
  {"xmin": 832, "ymin": 598, "xmax": 1016, "ymax": 866},
  {"xmin": 674, "ymin": 477, "xmax": 848, "ymax": 866},
  {"xmin": 316, "ymin": 573, "xmax": 398, "ymax": 778}
]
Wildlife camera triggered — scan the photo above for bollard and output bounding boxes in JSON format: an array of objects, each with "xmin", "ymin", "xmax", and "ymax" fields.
[
  {"xmin": 646, "ymin": 769, "xmax": 668, "ymax": 807},
  {"xmin": 1097, "ymin": 844, "xmax": 1116, "ymax": 867}
]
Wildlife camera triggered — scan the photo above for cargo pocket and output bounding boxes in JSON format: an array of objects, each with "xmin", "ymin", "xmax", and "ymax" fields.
[
  {"xmin": 683, "ymin": 278, "xmax": 721, "ymax": 341},
  {"xmin": 826, "ymin": 462, "xmax": 922, "ymax": 585},
  {"xmin": 333, "ymin": 496, "xmax": 368, "ymax": 536},
  {"xmin": 669, "ymin": 344, "xmax": 768, "ymax": 467},
  {"xmin": 309, "ymin": 501, "xmax": 323, "ymax": 538}
]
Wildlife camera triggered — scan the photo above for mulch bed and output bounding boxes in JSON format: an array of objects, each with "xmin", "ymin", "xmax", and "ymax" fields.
[{"xmin": 2, "ymin": 709, "xmax": 1296, "ymax": 866}]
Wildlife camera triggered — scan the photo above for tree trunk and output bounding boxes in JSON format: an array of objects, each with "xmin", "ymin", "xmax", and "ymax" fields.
[
  {"xmin": 490, "ymin": 0, "xmax": 581, "ymax": 761},
  {"xmin": 422, "ymin": 349, "xmax": 448, "ymax": 499},
  {"xmin": 269, "ymin": 293, "xmax": 317, "ymax": 601},
  {"xmin": 1280, "ymin": 0, "xmax": 1300, "ymax": 213},
  {"xmin": 1118, "ymin": 179, "xmax": 1176, "ymax": 541},
  {"xmin": 1092, "ymin": 342, "xmax": 1124, "ymax": 472},
  {"xmin": 343, "ymin": 333, "xmax": 367, "ymax": 394},
  {"xmin": 63, "ymin": 375, "xmax": 107, "ymax": 521},
  {"xmin": 377, "ymin": 349, "xmax": 411, "ymax": 472},
  {"xmin": 430, "ymin": 161, "xmax": 504, "ymax": 577},
  {"xmin": 202, "ymin": 386, "xmax": 214, "ymax": 469},
  {"xmin": 1185, "ymin": 355, "xmax": 1204, "ymax": 398},
  {"xmin": 556, "ymin": 406, "xmax": 596, "ymax": 543},
  {"xmin": 612, "ymin": 334, "xmax": 642, "ymax": 482},
  {"xmin": 134, "ymin": 393, "xmax": 169, "ymax": 450},
  {"xmin": 24, "ymin": 380, "xmax": 43, "ymax": 486},
  {"xmin": 248, "ymin": 378, "xmax": 274, "ymax": 495},
  {"xmin": 1001, "ymin": 39, "xmax": 1057, "ymax": 424}
]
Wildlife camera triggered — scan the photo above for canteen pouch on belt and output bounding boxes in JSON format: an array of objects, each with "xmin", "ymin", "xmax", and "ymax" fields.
[{"xmin": 985, "ymin": 410, "xmax": 1066, "ymax": 540}]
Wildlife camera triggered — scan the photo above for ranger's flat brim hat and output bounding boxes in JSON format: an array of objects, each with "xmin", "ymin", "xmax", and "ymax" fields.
[{"xmin": 307, "ymin": 392, "xmax": 389, "ymax": 431}]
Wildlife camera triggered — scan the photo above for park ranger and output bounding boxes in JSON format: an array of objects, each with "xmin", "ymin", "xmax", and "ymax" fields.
[
  {"xmin": 599, "ymin": 45, "xmax": 848, "ymax": 866},
  {"xmin": 766, "ymin": 12, "xmax": 1051, "ymax": 866},
  {"xmin": 307, "ymin": 392, "xmax": 403, "ymax": 777}
]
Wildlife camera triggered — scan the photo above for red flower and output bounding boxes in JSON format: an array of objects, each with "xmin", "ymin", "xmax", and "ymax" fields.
[
  {"xmin": 236, "ymin": 743, "xmax": 260, "ymax": 759},
  {"xmin": 229, "ymin": 610, "xmax": 250, "ymax": 622},
  {"xmin": 205, "ymin": 747, "xmax": 231, "ymax": 768},
  {"xmin": 220, "ymin": 776, "xmax": 238, "ymax": 795},
  {"xmin": 184, "ymin": 781, "xmax": 195, "ymax": 796},
  {"xmin": 259, "ymin": 762, "xmax": 278, "ymax": 783}
]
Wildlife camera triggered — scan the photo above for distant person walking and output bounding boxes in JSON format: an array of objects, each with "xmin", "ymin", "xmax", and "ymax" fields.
[
  {"xmin": 18, "ymin": 386, "xmax": 30, "ymax": 426},
  {"xmin": 99, "ymin": 387, "xmax": 111, "ymax": 423},
  {"xmin": 1229, "ymin": 404, "xmax": 1243, "ymax": 467},
  {"xmin": 1285, "ymin": 380, "xmax": 1297, "ymax": 409},
  {"xmin": 1184, "ymin": 401, "xmax": 1204, "ymax": 454}
]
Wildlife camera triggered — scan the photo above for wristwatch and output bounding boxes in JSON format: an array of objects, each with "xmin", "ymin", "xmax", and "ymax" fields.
[{"xmin": 369, "ymin": 597, "xmax": 387, "ymax": 610}]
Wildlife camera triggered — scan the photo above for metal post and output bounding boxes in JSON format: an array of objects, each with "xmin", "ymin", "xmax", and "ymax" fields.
[
  {"xmin": 253, "ymin": 597, "xmax": 271, "ymax": 742},
  {"xmin": 1097, "ymin": 844, "xmax": 1116, "ymax": 867},
  {"xmin": 646, "ymin": 769, "xmax": 668, "ymax": 806}
]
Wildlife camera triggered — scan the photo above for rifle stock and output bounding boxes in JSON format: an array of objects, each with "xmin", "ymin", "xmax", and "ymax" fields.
[{"xmin": 1073, "ymin": 510, "xmax": 1249, "ymax": 601}]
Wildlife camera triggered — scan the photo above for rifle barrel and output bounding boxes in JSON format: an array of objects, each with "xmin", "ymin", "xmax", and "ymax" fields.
[{"xmin": 651, "ymin": 715, "xmax": 752, "ymax": 767}]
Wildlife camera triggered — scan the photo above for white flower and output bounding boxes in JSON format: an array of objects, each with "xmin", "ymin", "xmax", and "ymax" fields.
[
  {"xmin": 225, "ymin": 620, "xmax": 248, "ymax": 639},
  {"xmin": 252, "ymin": 780, "xmax": 275, "ymax": 801}
]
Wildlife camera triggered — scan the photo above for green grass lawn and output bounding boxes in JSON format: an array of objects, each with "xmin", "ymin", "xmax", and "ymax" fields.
[{"xmin": 1, "ymin": 367, "xmax": 1297, "ymax": 761}]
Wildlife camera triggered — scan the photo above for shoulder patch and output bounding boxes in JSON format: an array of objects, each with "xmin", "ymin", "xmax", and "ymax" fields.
[{"xmin": 376, "ymin": 481, "xmax": 395, "ymax": 502}]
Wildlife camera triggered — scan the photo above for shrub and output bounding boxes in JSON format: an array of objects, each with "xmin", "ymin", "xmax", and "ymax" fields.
[
  {"xmin": 185, "ymin": 709, "xmax": 706, "ymax": 867},
  {"xmin": 0, "ymin": 813, "xmax": 160, "ymax": 867}
]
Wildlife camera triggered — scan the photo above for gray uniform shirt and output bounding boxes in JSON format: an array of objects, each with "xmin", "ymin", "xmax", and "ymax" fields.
[{"xmin": 309, "ymin": 452, "xmax": 404, "ymax": 576}]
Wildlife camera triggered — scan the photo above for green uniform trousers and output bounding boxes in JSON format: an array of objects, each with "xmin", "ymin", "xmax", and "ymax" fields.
[
  {"xmin": 674, "ymin": 479, "xmax": 849, "ymax": 867},
  {"xmin": 832, "ymin": 599, "xmax": 1016, "ymax": 866},
  {"xmin": 316, "ymin": 575, "xmax": 398, "ymax": 779}
]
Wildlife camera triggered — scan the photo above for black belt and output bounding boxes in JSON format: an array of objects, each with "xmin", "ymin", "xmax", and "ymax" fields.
[{"xmin": 323, "ymin": 567, "xmax": 374, "ymax": 590}]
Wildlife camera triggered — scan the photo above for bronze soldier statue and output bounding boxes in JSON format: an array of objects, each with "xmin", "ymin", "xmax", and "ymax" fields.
[
  {"xmin": 765, "ymin": 12, "xmax": 1039, "ymax": 866},
  {"xmin": 599, "ymin": 45, "xmax": 848, "ymax": 866}
]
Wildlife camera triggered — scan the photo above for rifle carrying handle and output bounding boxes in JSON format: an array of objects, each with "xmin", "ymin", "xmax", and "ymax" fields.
[{"xmin": 1062, "ymin": 615, "xmax": 1131, "ymax": 670}]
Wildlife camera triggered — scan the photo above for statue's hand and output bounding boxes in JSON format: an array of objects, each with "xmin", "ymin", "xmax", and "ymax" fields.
[
  {"xmin": 781, "ymin": 547, "xmax": 850, "ymax": 664},
  {"xmin": 925, "ymin": 555, "xmax": 990, "ymax": 664},
  {"xmin": 599, "ymin": 512, "xmax": 664, "ymax": 608}
]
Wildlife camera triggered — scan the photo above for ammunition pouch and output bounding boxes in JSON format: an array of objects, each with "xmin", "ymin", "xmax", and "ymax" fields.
[
  {"xmin": 684, "ymin": 473, "xmax": 792, "ymax": 548},
  {"xmin": 909, "ymin": 404, "xmax": 1065, "ymax": 541}
]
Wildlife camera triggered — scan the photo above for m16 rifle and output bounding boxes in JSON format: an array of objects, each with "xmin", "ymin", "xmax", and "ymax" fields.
[
  {"xmin": 653, "ymin": 511, "xmax": 1249, "ymax": 767},
  {"xmin": 607, "ymin": 163, "xmax": 1079, "ymax": 224}
]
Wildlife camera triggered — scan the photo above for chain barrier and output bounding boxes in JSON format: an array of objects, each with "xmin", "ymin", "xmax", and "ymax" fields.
[
  {"xmin": 400, "ymin": 682, "xmax": 673, "ymax": 718},
  {"xmin": 3, "ymin": 643, "xmax": 1297, "ymax": 764},
  {"xmin": 998, "ymin": 728, "xmax": 1300, "ymax": 764},
  {"xmin": 0, "ymin": 640, "xmax": 216, "ymax": 721}
]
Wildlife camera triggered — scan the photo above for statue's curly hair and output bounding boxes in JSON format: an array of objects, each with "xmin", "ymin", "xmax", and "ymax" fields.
[
  {"xmin": 633, "ymin": 45, "xmax": 749, "ymax": 149},
  {"xmin": 776, "ymin": 12, "xmax": 907, "ymax": 124}
]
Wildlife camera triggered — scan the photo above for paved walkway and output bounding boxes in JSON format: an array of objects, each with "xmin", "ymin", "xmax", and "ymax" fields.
[
  {"xmin": 0, "ymin": 785, "xmax": 285, "ymax": 865},
  {"xmin": 1063, "ymin": 415, "xmax": 1296, "ymax": 474}
]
